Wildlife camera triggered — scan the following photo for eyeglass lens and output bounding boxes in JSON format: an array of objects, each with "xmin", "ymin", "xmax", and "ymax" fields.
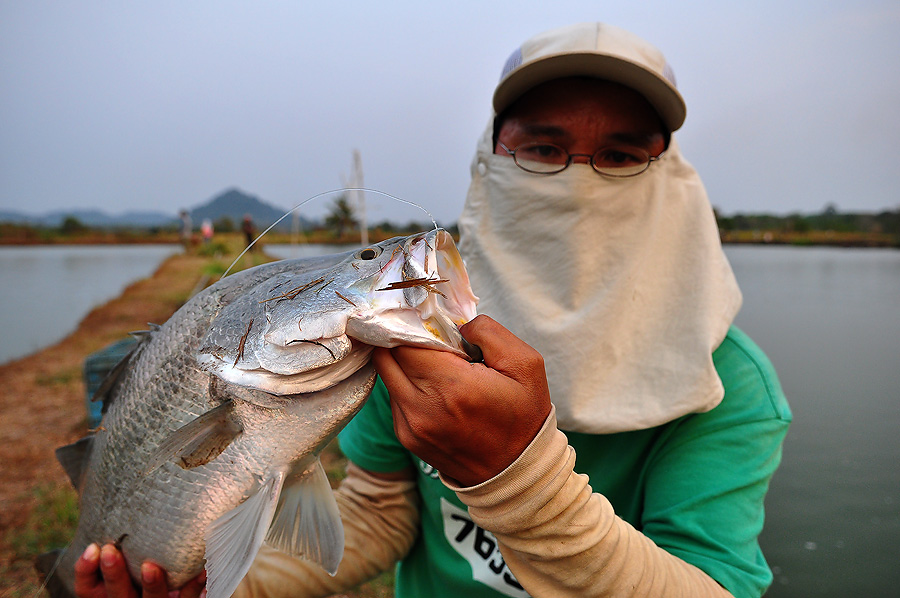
[{"xmin": 509, "ymin": 142, "xmax": 653, "ymax": 177}]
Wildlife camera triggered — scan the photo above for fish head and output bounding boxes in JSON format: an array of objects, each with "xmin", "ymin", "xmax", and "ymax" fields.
[
  {"xmin": 197, "ymin": 229, "xmax": 478, "ymax": 396},
  {"xmin": 344, "ymin": 228, "xmax": 479, "ymax": 354}
]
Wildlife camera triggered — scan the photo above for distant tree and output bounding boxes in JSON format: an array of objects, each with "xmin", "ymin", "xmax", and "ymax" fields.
[
  {"xmin": 402, "ymin": 220, "xmax": 432, "ymax": 233},
  {"xmin": 372, "ymin": 219, "xmax": 397, "ymax": 233},
  {"xmin": 215, "ymin": 216, "xmax": 235, "ymax": 233},
  {"xmin": 875, "ymin": 209, "xmax": 900, "ymax": 235},
  {"xmin": 60, "ymin": 216, "xmax": 87, "ymax": 235},
  {"xmin": 325, "ymin": 195, "xmax": 358, "ymax": 237},
  {"xmin": 788, "ymin": 213, "xmax": 811, "ymax": 233},
  {"xmin": 822, "ymin": 203, "xmax": 839, "ymax": 216}
]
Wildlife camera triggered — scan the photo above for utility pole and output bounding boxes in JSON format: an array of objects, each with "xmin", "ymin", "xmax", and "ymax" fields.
[{"xmin": 349, "ymin": 149, "xmax": 367, "ymax": 246}]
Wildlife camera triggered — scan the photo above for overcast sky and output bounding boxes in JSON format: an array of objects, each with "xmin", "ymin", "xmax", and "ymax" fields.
[{"xmin": 2, "ymin": 1, "xmax": 898, "ymax": 225}]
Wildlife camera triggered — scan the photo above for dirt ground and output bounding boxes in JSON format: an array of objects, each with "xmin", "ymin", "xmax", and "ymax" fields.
[{"xmin": 0, "ymin": 252, "xmax": 210, "ymax": 594}]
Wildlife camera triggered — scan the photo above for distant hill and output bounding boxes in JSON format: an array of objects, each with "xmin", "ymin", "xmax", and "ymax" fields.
[
  {"xmin": 0, "ymin": 187, "xmax": 317, "ymax": 230},
  {"xmin": 189, "ymin": 188, "xmax": 315, "ymax": 231},
  {"xmin": 0, "ymin": 208, "xmax": 175, "ymax": 228}
]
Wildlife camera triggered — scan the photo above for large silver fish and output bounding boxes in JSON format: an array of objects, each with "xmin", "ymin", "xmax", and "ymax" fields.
[{"xmin": 41, "ymin": 229, "xmax": 478, "ymax": 598}]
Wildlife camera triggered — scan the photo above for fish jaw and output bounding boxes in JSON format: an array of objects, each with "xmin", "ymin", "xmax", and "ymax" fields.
[{"xmin": 345, "ymin": 229, "xmax": 479, "ymax": 356}]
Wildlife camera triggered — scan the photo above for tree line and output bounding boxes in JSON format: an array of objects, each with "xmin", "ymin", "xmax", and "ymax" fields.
[{"xmin": 2, "ymin": 197, "xmax": 897, "ymax": 247}]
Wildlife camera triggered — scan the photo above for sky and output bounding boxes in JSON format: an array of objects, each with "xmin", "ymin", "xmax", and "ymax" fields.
[{"xmin": 1, "ymin": 1, "xmax": 898, "ymax": 226}]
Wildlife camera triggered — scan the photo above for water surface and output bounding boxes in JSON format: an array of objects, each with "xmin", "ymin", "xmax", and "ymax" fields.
[
  {"xmin": 724, "ymin": 246, "xmax": 900, "ymax": 596},
  {"xmin": 1, "ymin": 242, "xmax": 897, "ymax": 596},
  {"xmin": 0, "ymin": 245, "xmax": 180, "ymax": 364}
]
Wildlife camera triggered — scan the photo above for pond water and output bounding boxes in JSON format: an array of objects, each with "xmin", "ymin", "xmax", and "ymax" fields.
[
  {"xmin": 0, "ymin": 245, "xmax": 180, "ymax": 364},
  {"xmin": 2, "ymin": 242, "xmax": 897, "ymax": 596},
  {"xmin": 723, "ymin": 245, "xmax": 900, "ymax": 597}
]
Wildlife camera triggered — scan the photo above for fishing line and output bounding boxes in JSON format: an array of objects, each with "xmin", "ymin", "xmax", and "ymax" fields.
[{"xmin": 223, "ymin": 188, "xmax": 438, "ymax": 277}]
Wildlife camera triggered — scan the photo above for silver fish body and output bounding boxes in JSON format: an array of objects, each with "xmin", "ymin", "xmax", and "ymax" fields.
[{"xmin": 45, "ymin": 230, "xmax": 478, "ymax": 598}]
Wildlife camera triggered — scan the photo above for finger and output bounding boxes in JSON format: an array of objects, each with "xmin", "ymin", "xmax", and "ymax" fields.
[
  {"xmin": 73, "ymin": 543, "xmax": 102, "ymax": 598},
  {"xmin": 140, "ymin": 562, "xmax": 169, "ymax": 598},
  {"xmin": 387, "ymin": 344, "xmax": 472, "ymax": 384},
  {"xmin": 174, "ymin": 569, "xmax": 207, "ymax": 598},
  {"xmin": 372, "ymin": 346, "xmax": 426, "ymax": 395},
  {"xmin": 99, "ymin": 544, "xmax": 138, "ymax": 598},
  {"xmin": 459, "ymin": 315, "xmax": 544, "ymax": 379},
  {"xmin": 374, "ymin": 348, "xmax": 426, "ymax": 435}
]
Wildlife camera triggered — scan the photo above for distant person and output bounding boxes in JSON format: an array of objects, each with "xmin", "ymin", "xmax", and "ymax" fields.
[
  {"xmin": 74, "ymin": 22, "xmax": 790, "ymax": 598},
  {"xmin": 241, "ymin": 214, "xmax": 256, "ymax": 251},
  {"xmin": 200, "ymin": 219, "xmax": 214, "ymax": 244},
  {"xmin": 178, "ymin": 210, "xmax": 192, "ymax": 249}
]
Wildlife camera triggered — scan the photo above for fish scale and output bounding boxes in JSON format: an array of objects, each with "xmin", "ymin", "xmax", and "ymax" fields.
[{"xmin": 41, "ymin": 230, "xmax": 479, "ymax": 598}]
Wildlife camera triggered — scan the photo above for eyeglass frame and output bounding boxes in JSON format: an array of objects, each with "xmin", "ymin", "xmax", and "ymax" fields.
[{"xmin": 497, "ymin": 140, "xmax": 664, "ymax": 177}]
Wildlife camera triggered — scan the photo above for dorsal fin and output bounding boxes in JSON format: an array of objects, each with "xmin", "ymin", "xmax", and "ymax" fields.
[{"xmin": 55, "ymin": 436, "xmax": 94, "ymax": 491}]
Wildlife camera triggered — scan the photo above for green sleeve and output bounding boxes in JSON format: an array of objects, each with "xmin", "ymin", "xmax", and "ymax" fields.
[
  {"xmin": 337, "ymin": 376, "xmax": 414, "ymax": 473},
  {"xmin": 641, "ymin": 327, "xmax": 791, "ymax": 598}
]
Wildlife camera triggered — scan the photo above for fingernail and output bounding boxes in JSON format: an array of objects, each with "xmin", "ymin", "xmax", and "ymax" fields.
[
  {"xmin": 100, "ymin": 544, "xmax": 117, "ymax": 568},
  {"xmin": 81, "ymin": 543, "xmax": 99, "ymax": 561},
  {"xmin": 141, "ymin": 562, "xmax": 159, "ymax": 584}
]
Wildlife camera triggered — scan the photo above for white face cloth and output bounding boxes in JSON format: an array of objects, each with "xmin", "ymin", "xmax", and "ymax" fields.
[{"xmin": 458, "ymin": 126, "xmax": 742, "ymax": 434}]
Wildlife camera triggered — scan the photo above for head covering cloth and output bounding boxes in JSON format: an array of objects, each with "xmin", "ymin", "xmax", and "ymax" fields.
[{"xmin": 458, "ymin": 23, "xmax": 742, "ymax": 433}]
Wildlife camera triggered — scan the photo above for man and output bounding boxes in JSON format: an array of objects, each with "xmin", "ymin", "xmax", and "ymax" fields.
[{"xmin": 74, "ymin": 22, "xmax": 790, "ymax": 598}]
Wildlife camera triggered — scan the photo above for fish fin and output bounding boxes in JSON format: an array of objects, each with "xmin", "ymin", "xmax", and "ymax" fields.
[
  {"xmin": 145, "ymin": 400, "xmax": 242, "ymax": 472},
  {"xmin": 265, "ymin": 458, "xmax": 344, "ymax": 575},
  {"xmin": 90, "ymin": 330, "xmax": 154, "ymax": 409},
  {"xmin": 205, "ymin": 469, "xmax": 286, "ymax": 598},
  {"xmin": 55, "ymin": 436, "xmax": 94, "ymax": 491}
]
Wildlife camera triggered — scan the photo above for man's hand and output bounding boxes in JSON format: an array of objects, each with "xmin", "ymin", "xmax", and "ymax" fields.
[
  {"xmin": 74, "ymin": 543, "xmax": 206, "ymax": 598},
  {"xmin": 374, "ymin": 314, "xmax": 552, "ymax": 487}
]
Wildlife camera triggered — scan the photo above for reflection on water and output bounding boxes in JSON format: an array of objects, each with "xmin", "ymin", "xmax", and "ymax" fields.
[
  {"xmin": 724, "ymin": 246, "xmax": 900, "ymax": 597},
  {"xmin": 0, "ymin": 245, "xmax": 180, "ymax": 364}
]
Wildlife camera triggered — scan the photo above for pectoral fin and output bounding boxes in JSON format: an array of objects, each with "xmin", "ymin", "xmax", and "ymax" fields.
[
  {"xmin": 265, "ymin": 458, "xmax": 344, "ymax": 575},
  {"xmin": 145, "ymin": 400, "xmax": 242, "ymax": 472},
  {"xmin": 205, "ymin": 469, "xmax": 286, "ymax": 598}
]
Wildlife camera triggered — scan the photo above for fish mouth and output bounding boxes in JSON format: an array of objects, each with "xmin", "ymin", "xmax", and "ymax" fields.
[{"xmin": 345, "ymin": 229, "xmax": 479, "ymax": 357}]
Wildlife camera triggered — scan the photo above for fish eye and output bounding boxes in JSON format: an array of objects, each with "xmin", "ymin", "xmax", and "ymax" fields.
[{"xmin": 356, "ymin": 246, "xmax": 382, "ymax": 260}]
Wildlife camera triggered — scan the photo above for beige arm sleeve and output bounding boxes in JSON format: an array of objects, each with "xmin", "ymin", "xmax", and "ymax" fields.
[
  {"xmin": 233, "ymin": 463, "xmax": 419, "ymax": 598},
  {"xmin": 445, "ymin": 407, "xmax": 733, "ymax": 598}
]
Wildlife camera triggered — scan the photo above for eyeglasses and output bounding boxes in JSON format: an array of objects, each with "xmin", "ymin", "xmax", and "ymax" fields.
[{"xmin": 497, "ymin": 141, "xmax": 663, "ymax": 177}]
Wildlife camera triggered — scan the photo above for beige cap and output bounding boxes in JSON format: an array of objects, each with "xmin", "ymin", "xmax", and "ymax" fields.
[{"xmin": 493, "ymin": 22, "xmax": 687, "ymax": 132}]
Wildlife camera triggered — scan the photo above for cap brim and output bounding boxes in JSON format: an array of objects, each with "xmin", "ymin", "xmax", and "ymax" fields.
[{"xmin": 492, "ymin": 53, "xmax": 686, "ymax": 132}]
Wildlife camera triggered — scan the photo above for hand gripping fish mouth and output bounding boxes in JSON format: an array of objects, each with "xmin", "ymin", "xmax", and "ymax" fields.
[{"xmin": 197, "ymin": 228, "xmax": 479, "ymax": 396}]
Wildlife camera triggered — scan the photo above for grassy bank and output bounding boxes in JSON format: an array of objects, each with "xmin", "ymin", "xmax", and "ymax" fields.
[
  {"xmin": 0, "ymin": 239, "xmax": 393, "ymax": 597},
  {"xmin": 719, "ymin": 229, "xmax": 898, "ymax": 248}
]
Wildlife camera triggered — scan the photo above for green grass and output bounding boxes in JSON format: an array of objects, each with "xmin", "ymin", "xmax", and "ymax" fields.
[
  {"xmin": 34, "ymin": 368, "xmax": 80, "ymax": 388},
  {"xmin": 7, "ymin": 483, "xmax": 78, "ymax": 557},
  {"xmin": 2, "ymin": 482, "xmax": 79, "ymax": 596}
]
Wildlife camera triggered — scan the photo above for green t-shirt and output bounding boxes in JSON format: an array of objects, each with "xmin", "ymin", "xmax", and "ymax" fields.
[{"xmin": 338, "ymin": 326, "xmax": 791, "ymax": 598}]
